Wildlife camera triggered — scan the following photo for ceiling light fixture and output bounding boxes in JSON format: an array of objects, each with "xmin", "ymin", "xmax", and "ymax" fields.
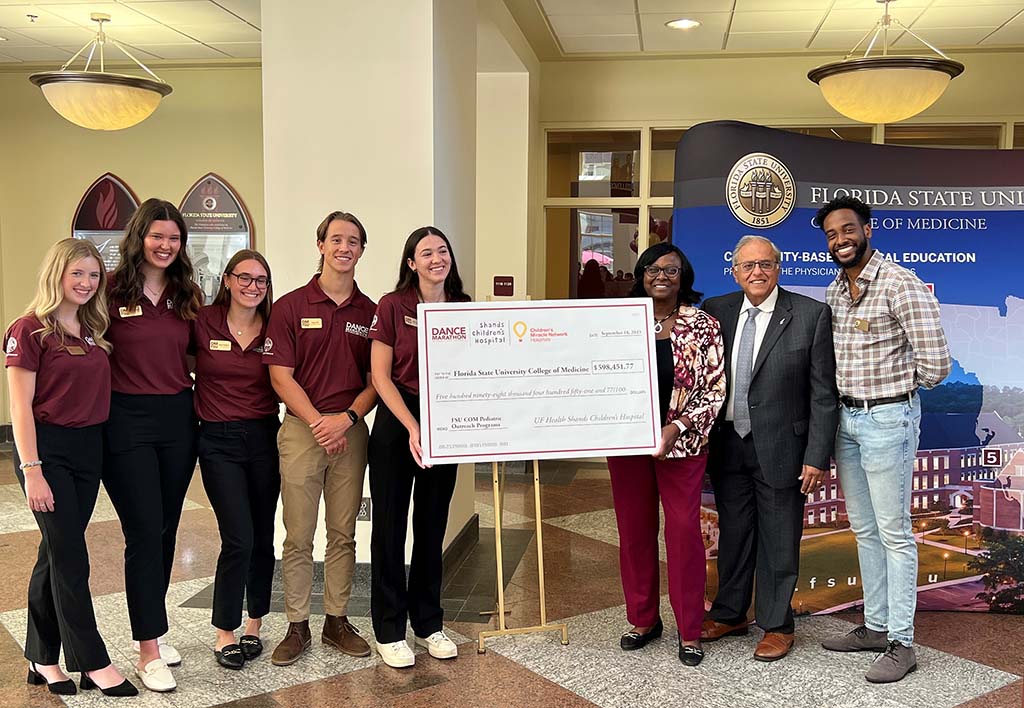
[
  {"xmin": 665, "ymin": 18, "xmax": 701, "ymax": 30},
  {"xmin": 29, "ymin": 12, "xmax": 172, "ymax": 131},
  {"xmin": 807, "ymin": 0, "xmax": 963, "ymax": 124}
]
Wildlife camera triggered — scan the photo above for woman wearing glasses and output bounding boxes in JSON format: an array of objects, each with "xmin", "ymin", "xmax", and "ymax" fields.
[
  {"xmin": 193, "ymin": 250, "xmax": 279, "ymax": 670},
  {"xmin": 608, "ymin": 242, "xmax": 725, "ymax": 667}
]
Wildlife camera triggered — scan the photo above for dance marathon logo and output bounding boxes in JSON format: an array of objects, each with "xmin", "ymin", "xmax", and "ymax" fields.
[
  {"xmin": 431, "ymin": 326, "xmax": 467, "ymax": 341},
  {"xmin": 726, "ymin": 152, "xmax": 796, "ymax": 229},
  {"xmin": 345, "ymin": 321, "xmax": 369, "ymax": 338}
]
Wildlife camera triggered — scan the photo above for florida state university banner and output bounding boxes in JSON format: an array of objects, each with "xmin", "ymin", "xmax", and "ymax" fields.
[{"xmin": 675, "ymin": 121, "xmax": 1024, "ymax": 615}]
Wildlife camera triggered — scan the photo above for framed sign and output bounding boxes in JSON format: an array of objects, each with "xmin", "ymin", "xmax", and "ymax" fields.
[
  {"xmin": 72, "ymin": 173, "xmax": 141, "ymax": 271},
  {"xmin": 417, "ymin": 299, "xmax": 660, "ymax": 465},
  {"xmin": 179, "ymin": 173, "xmax": 254, "ymax": 304}
]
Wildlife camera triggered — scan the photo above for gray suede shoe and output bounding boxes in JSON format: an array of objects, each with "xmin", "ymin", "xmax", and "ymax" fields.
[
  {"xmin": 865, "ymin": 641, "xmax": 917, "ymax": 683},
  {"xmin": 821, "ymin": 625, "xmax": 889, "ymax": 652}
]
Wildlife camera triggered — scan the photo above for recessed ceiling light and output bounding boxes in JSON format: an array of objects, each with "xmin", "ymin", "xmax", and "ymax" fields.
[
  {"xmin": 665, "ymin": 18, "xmax": 701, "ymax": 30},
  {"xmin": 0, "ymin": 36, "xmax": 7, "ymax": 41}
]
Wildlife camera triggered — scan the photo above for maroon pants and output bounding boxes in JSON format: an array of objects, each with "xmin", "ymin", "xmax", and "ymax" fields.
[{"xmin": 607, "ymin": 453, "xmax": 708, "ymax": 642}]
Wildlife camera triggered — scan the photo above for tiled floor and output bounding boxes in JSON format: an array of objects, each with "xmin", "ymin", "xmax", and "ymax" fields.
[{"xmin": 0, "ymin": 449, "xmax": 1020, "ymax": 708}]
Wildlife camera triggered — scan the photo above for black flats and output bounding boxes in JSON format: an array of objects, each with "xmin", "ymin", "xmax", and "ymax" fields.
[
  {"xmin": 619, "ymin": 618, "xmax": 664, "ymax": 650},
  {"xmin": 215, "ymin": 644, "xmax": 246, "ymax": 670},
  {"xmin": 679, "ymin": 642, "xmax": 705, "ymax": 667},
  {"xmin": 81, "ymin": 672, "xmax": 140, "ymax": 697},
  {"xmin": 239, "ymin": 635, "xmax": 263, "ymax": 660},
  {"xmin": 27, "ymin": 663, "xmax": 76, "ymax": 695}
]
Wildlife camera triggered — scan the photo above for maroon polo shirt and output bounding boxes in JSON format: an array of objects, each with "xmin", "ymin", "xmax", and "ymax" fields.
[
  {"xmin": 192, "ymin": 304, "xmax": 277, "ymax": 422},
  {"xmin": 369, "ymin": 289, "xmax": 422, "ymax": 395},
  {"xmin": 107, "ymin": 284, "xmax": 192, "ymax": 395},
  {"xmin": 262, "ymin": 276, "xmax": 376, "ymax": 413},
  {"xmin": 4, "ymin": 315, "xmax": 111, "ymax": 427}
]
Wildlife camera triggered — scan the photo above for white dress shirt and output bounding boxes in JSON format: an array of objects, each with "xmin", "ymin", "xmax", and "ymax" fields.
[{"xmin": 725, "ymin": 286, "xmax": 778, "ymax": 421}]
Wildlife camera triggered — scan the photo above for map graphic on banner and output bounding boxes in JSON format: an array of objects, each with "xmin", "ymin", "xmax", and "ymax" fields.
[{"xmin": 674, "ymin": 121, "xmax": 1024, "ymax": 615}]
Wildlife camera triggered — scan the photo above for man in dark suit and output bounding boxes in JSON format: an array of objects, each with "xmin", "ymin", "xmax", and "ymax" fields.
[{"xmin": 700, "ymin": 235, "xmax": 838, "ymax": 661}]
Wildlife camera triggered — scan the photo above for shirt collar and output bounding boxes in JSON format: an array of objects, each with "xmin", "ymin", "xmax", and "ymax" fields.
[
  {"xmin": 834, "ymin": 250, "xmax": 884, "ymax": 290},
  {"xmin": 305, "ymin": 275, "xmax": 363, "ymax": 308},
  {"xmin": 740, "ymin": 285, "xmax": 778, "ymax": 315}
]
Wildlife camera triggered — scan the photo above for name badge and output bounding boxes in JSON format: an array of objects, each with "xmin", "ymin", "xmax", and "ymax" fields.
[
  {"xmin": 65, "ymin": 345, "xmax": 87, "ymax": 356},
  {"xmin": 301, "ymin": 318, "xmax": 323, "ymax": 329},
  {"xmin": 209, "ymin": 340, "xmax": 232, "ymax": 352},
  {"xmin": 404, "ymin": 315, "xmax": 418, "ymax": 328},
  {"xmin": 119, "ymin": 306, "xmax": 143, "ymax": 318},
  {"xmin": 853, "ymin": 318, "xmax": 870, "ymax": 333}
]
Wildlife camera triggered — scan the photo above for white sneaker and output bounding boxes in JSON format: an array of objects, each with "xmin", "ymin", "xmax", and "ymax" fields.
[
  {"xmin": 135, "ymin": 658, "xmax": 176, "ymax": 692},
  {"xmin": 415, "ymin": 631, "xmax": 458, "ymax": 659},
  {"xmin": 376, "ymin": 639, "xmax": 415, "ymax": 668},
  {"xmin": 132, "ymin": 638, "xmax": 181, "ymax": 666}
]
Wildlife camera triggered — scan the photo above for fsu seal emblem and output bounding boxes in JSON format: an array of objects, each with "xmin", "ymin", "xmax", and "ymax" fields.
[{"xmin": 726, "ymin": 152, "xmax": 796, "ymax": 229}]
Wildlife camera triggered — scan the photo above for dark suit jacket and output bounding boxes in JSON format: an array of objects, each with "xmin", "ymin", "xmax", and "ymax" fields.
[{"xmin": 702, "ymin": 287, "xmax": 838, "ymax": 489}]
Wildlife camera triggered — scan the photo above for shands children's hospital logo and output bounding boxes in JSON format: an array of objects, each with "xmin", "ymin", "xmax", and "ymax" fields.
[{"xmin": 726, "ymin": 152, "xmax": 796, "ymax": 229}]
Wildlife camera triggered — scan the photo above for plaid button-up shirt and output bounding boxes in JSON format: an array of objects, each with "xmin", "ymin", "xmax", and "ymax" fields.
[{"xmin": 826, "ymin": 250, "xmax": 951, "ymax": 399}]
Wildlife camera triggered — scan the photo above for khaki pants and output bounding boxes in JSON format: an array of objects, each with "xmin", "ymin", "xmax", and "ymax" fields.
[{"xmin": 278, "ymin": 414, "xmax": 368, "ymax": 622}]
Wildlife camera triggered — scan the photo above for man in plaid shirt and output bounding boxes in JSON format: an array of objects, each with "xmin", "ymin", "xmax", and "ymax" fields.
[{"xmin": 816, "ymin": 196, "xmax": 951, "ymax": 684}]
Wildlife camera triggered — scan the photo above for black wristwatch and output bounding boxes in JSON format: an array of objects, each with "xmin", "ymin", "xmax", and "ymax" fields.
[{"xmin": 344, "ymin": 408, "xmax": 359, "ymax": 425}]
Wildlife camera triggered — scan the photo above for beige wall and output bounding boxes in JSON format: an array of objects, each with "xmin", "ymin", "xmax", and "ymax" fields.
[
  {"xmin": 539, "ymin": 51, "xmax": 1024, "ymax": 126},
  {"xmin": 0, "ymin": 64, "xmax": 264, "ymax": 424}
]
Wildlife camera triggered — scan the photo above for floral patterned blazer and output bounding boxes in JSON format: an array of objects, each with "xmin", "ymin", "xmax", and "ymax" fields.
[{"xmin": 664, "ymin": 305, "xmax": 726, "ymax": 458}]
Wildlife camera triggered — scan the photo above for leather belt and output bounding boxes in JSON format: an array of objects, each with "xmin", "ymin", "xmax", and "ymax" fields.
[{"xmin": 840, "ymin": 392, "xmax": 915, "ymax": 410}]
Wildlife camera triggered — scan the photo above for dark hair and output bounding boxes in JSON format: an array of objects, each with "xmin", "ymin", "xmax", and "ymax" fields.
[
  {"xmin": 213, "ymin": 248, "xmax": 273, "ymax": 322},
  {"xmin": 394, "ymin": 226, "xmax": 470, "ymax": 302},
  {"xmin": 629, "ymin": 242, "xmax": 702, "ymax": 306},
  {"xmin": 315, "ymin": 211, "xmax": 367, "ymax": 273},
  {"xmin": 815, "ymin": 196, "xmax": 872, "ymax": 231},
  {"xmin": 110, "ymin": 198, "xmax": 203, "ymax": 320}
]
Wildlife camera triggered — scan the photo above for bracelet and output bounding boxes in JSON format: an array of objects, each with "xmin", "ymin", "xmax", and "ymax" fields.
[
  {"xmin": 344, "ymin": 409, "xmax": 359, "ymax": 425},
  {"xmin": 19, "ymin": 460, "xmax": 42, "ymax": 470},
  {"xmin": 671, "ymin": 420, "xmax": 688, "ymax": 435}
]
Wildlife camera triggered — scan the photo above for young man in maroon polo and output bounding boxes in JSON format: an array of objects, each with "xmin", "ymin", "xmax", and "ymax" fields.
[{"xmin": 263, "ymin": 211, "xmax": 377, "ymax": 666}]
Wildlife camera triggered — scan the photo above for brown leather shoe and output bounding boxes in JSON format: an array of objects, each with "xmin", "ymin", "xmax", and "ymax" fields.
[
  {"xmin": 271, "ymin": 621, "xmax": 311, "ymax": 666},
  {"xmin": 700, "ymin": 619, "xmax": 749, "ymax": 642},
  {"xmin": 754, "ymin": 632, "xmax": 795, "ymax": 662},
  {"xmin": 322, "ymin": 615, "xmax": 371, "ymax": 657}
]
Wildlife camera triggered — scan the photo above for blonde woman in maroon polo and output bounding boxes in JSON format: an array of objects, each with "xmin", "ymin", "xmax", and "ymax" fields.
[
  {"xmin": 193, "ymin": 249, "xmax": 279, "ymax": 670},
  {"xmin": 5, "ymin": 239, "xmax": 137, "ymax": 697},
  {"xmin": 103, "ymin": 199, "xmax": 204, "ymax": 693},
  {"xmin": 368, "ymin": 226, "xmax": 470, "ymax": 669},
  {"xmin": 263, "ymin": 211, "xmax": 377, "ymax": 666}
]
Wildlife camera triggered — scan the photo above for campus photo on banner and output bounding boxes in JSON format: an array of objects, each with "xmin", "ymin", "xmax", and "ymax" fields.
[{"xmin": 674, "ymin": 120, "xmax": 1024, "ymax": 616}]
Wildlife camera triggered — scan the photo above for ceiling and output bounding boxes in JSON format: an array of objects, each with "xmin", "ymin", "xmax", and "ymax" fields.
[
  {"xmin": 523, "ymin": 0, "xmax": 1024, "ymax": 57},
  {"xmin": 0, "ymin": 0, "xmax": 260, "ymax": 64}
]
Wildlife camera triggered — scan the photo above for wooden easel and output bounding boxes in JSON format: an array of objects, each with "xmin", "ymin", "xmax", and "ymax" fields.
[{"xmin": 477, "ymin": 459, "xmax": 569, "ymax": 653}]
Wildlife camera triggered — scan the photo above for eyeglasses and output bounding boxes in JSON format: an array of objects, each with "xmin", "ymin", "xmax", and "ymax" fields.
[
  {"xmin": 733, "ymin": 260, "xmax": 779, "ymax": 273},
  {"xmin": 229, "ymin": 272, "xmax": 270, "ymax": 289},
  {"xmin": 644, "ymin": 266, "xmax": 681, "ymax": 278}
]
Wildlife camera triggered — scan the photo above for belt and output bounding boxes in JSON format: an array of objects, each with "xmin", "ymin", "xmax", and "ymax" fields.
[{"xmin": 840, "ymin": 392, "xmax": 915, "ymax": 410}]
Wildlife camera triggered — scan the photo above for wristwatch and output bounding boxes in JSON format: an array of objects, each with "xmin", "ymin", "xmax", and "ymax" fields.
[{"xmin": 344, "ymin": 409, "xmax": 359, "ymax": 425}]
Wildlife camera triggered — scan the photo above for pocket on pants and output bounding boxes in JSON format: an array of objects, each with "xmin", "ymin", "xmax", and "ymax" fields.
[{"xmin": 868, "ymin": 403, "xmax": 907, "ymax": 429}]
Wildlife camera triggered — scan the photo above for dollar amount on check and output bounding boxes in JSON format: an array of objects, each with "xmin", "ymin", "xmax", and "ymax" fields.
[{"xmin": 416, "ymin": 299, "xmax": 661, "ymax": 465}]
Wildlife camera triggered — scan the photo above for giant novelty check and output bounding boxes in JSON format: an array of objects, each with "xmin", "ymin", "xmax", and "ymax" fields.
[{"xmin": 417, "ymin": 299, "xmax": 660, "ymax": 465}]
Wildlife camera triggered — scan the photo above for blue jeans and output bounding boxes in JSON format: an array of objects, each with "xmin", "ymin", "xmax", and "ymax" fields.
[{"xmin": 835, "ymin": 394, "xmax": 921, "ymax": 646}]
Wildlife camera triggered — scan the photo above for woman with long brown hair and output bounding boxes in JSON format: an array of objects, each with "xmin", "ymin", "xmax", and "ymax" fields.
[
  {"xmin": 193, "ymin": 249, "xmax": 279, "ymax": 670},
  {"xmin": 5, "ymin": 239, "xmax": 137, "ymax": 697},
  {"xmin": 368, "ymin": 226, "xmax": 470, "ymax": 669},
  {"xmin": 103, "ymin": 198, "xmax": 204, "ymax": 692}
]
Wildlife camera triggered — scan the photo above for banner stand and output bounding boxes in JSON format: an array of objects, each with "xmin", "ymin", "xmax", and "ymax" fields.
[
  {"xmin": 477, "ymin": 459, "xmax": 569, "ymax": 653},
  {"xmin": 479, "ymin": 462, "xmax": 511, "ymax": 620}
]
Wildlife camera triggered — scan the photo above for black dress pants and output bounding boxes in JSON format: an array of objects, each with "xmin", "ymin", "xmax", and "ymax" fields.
[
  {"xmin": 198, "ymin": 416, "xmax": 280, "ymax": 631},
  {"xmin": 708, "ymin": 424, "xmax": 805, "ymax": 634},
  {"xmin": 15, "ymin": 423, "xmax": 111, "ymax": 672},
  {"xmin": 369, "ymin": 390, "xmax": 457, "ymax": 643},
  {"xmin": 102, "ymin": 390, "xmax": 198, "ymax": 641}
]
